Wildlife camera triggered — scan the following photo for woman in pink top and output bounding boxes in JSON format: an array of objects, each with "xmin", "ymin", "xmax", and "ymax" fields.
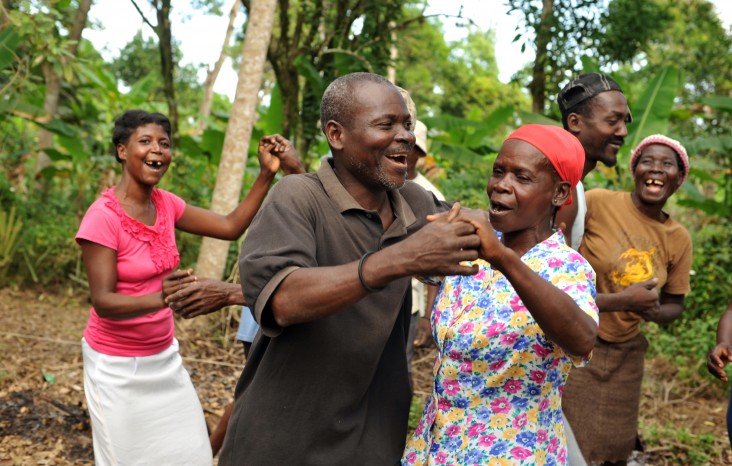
[{"xmin": 76, "ymin": 110, "xmax": 301, "ymax": 465}]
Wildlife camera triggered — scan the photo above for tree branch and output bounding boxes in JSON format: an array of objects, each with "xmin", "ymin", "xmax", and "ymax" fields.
[
  {"xmin": 320, "ymin": 48, "xmax": 373, "ymax": 70},
  {"xmin": 129, "ymin": 0, "xmax": 157, "ymax": 31}
]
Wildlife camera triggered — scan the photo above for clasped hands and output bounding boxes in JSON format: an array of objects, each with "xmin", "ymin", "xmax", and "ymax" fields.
[
  {"xmin": 421, "ymin": 202, "xmax": 505, "ymax": 272},
  {"xmin": 162, "ymin": 269, "xmax": 243, "ymax": 319},
  {"xmin": 258, "ymin": 134, "xmax": 305, "ymax": 176},
  {"xmin": 409, "ymin": 203, "xmax": 499, "ymax": 347}
]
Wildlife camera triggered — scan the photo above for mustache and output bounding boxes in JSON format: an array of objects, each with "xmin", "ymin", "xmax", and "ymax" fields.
[
  {"xmin": 607, "ymin": 137, "xmax": 625, "ymax": 146},
  {"xmin": 383, "ymin": 144, "xmax": 413, "ymax": 156}
]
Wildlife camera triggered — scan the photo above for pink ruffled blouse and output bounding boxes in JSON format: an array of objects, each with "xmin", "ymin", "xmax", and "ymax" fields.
[{"xmin": 76, "ymin": 188, "xmax": 186, "ymax": 356}]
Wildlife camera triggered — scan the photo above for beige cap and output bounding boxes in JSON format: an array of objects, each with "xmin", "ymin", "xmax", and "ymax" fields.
[
  {"xmin": 396, "ymin": 86, "xmax": 417, "ymax": 124},
  {"xmin": 414, "ymin": 120, "xmax": 428, "ymax": 155}
]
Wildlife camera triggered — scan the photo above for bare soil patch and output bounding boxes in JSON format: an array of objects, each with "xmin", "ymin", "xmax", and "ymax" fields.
[{"xmin": 1, "ymin": 287, "xmax": 731, "ymax": 465}]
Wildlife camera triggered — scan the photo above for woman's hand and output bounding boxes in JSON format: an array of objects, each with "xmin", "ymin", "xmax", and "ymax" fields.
[
  {"xmin": 162, "ymin": 269, "xmax": 196, "ymax": 302},
  {"xmin": 708, "ymin": 343, "xmax": 732, "ymax": 382},
  {"xmin": 257, "ymin": 134, "xmax": 305, "ymax": 176},
  {"xmin": 268, "ymin": 134, "xmax": 305, "ymax": 175},
  {"xmin": 165, "ymin": 276, "xmax": 245, "ymax": 319},
  {"xmin": 621, "ymin": 279, "xmax": 660, "ymax": 314}
]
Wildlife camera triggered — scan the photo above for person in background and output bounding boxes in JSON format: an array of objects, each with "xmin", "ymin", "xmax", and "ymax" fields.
[
  {"xmin": 207, "ymin": 306, "xmax": 257, "ymax": 456},
  {"xmin": 218, "ymin": 72, "xmax": 482, "ymax": 465},
  {"xmin": 406, "ymin": 119, "xmax": 446, "ymax": 389},
  {"xmin": 555, "ymin": 72, "xmax": 632, "ymax": 466},
  {"xmin": 402, "ymin": 124, "xmax": 599, "ymax": 465},
  {"xmin": 75, "ymin": 110, "xmax": 299, "ymax": 465},
  {"xmin": 236, "ymin": 305, "xmax": 258, "ymax": 357},
  {"xmin": 707, "ymin": 298, "xmax": 732, "ymax": 448},
  {"xmin": 556, "ymin": 72, "xmax": 632, "ymax": 250},
  {"xmin": 562, "ymin": 134, "xmax": 693, "ymax": 465},
  {"xmin": 395, "ymin": 86, "xmax": 445, "ymax": 387}
]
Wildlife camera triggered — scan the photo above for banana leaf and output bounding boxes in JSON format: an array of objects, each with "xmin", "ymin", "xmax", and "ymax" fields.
[
  {"xmin": 516, "ymin": 110, "xmax": 561, "ymax": 126},
  {"xmin": 619, "ymin": 66, "xmax": 679, "ymax": 173},
  {"xmin": 423, "ymin": 106, "xmax": 513, "ymax": 150},
  {"xmin": 261, "ymin": 83, "xmax": 284, "ymax": 136},
  {"xmin": 701, "ymin": 96, "xmax": 732, "ymax": 113},
  {"xmin": 0, "ymin": 24, "xmax": 20, "ymax": 71}
]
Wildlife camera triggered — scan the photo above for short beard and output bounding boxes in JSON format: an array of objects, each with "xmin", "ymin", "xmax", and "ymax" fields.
[{"xmin": 375, "ymin": 165, "xmax": 406, "ymax": 191}]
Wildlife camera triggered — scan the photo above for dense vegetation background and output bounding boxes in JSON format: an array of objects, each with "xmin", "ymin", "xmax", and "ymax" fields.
[{"xmin": 1, "ymin": 0, "xmax": 732, "ymax": 462}]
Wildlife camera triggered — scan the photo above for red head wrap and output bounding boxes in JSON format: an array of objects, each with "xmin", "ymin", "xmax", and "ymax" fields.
[{"xmin": 505, "ymin": 124, "xmax": 585, "ymax": 206}]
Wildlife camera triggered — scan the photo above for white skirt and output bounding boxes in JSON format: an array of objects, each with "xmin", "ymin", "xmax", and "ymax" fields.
[{"xmin": 82, "ymin": 338, "xmax": 213, "ymax": 466}]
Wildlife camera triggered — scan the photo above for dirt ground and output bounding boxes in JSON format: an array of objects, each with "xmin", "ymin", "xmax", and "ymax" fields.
[{"xmin": 1, "ymin": 286, "xmax": 731, "ymax": 465}]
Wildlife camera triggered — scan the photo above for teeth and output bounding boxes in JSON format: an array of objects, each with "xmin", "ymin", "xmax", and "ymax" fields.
[
  {"xmin": 645, "ymin": 179, "xmax": 663, "ymax": 186},
  {"xmin": 145, "ymin": 161, "xmax": 163, "ymax": 168}
]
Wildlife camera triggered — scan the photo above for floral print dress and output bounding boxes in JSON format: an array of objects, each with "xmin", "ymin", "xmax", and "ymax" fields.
[{"xmin": 402, "ymin": 231, "xmax": 598, "ymax": 466}]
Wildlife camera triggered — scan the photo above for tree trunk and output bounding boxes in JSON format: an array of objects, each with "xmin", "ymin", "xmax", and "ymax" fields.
[
  {"xmin": 198, "ymin": 0, "xmax": 242, "ymax": 134},
  {"xmin": 195, "ymin": 0, "xmax": 277, "ymax": 280},
  {"xmin": 155, "ymin": 0, "xmax": 178, "ymax": 136},
  {"xmin": 530, "ymin": 0, "xmax": 553, "ymax": 114},
  {"xmin": 387, "ymin": 21, "xmax": 397, "ymax": 84},
  {"xmin": 36, "ymin": 0, "xmax": 93, "ymax": 174},
  {"xmin": 38, "ymin": 62, "xmax": 61, "ymax": 156}
]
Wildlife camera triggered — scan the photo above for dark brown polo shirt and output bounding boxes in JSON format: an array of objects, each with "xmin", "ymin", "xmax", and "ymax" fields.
[{"xmin": 219, "ymin": 159, "xmax": 447, "ymax": 466}]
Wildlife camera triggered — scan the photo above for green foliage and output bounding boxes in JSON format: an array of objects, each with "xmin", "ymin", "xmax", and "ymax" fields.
[
  {"xmin": 641, "ymin": 423, "xmax": 717, "ymax": 464},
  {"xmin": 0, "ymin": 22, "xmax": 21, "ymax": 76},
  {"xmin": 0, "ymin": 206, "xmax": 23, "ymax": 282},
  {"xmin": 108, "ymin": 33, "xmax": 208, "ymax": 122},
  {"xmin": 398, "ymin": 17, "xmax": 529, "ymax": 120},
  {"xmin": 597, "ymin": 0, "xmax": 672, "ymax": 63},
  {"xmin": 676, "ymin": 96, "xmax": 732, "ymax": 217},
  {"xmin": 647, "ymin": 0, "xmax": 732, "ymax": 104},
  {"xmin": 645, "ymin": 217, "xmax": 732, "ymax": 390},
  {"xmin": 507, "ymin": 0, "xmax": 606, "ymax": 111},
  {"xmin": 408, "ymin": 393, "xmax": 427, "ymax": 433},
  {"xmin": 614, "ymin": 66, "xmax": 680, "ymax": 181},
  {"xmin": 645, "ymin": 318, "xmax": 717, "ymax": 381},
  {"xmin": 679, "ymin": 221, "xmax": 732, "ymax": 326},
  {"xmin": 109, "ymin": 33, "xmax": 162, "ymax": 87},
  {"xmin": 422, "ymin": 106, "xmax": 513, "ymax": 209}
]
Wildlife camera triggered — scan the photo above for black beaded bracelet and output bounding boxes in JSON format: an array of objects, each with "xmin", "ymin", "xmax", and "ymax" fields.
[{"xmin": 358, "ymin": 251, "xmax": 384, "ymax": 293}]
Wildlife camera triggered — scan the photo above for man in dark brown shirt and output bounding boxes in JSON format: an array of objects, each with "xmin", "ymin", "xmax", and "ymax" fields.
[{"xmin": 218, "ymin": 72, "xmax": 481, "ymax": 465}]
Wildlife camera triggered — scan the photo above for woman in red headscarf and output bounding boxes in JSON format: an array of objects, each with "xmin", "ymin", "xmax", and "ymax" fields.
[{"xmin": 402, "ymin": 124, "xmax": 599, "ymax": 465}]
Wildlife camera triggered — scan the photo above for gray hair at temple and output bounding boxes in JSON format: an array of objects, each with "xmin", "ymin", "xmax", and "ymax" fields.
[{"xmin": 320, "ymin": 72, "xmax": 395, "ymax": 131}]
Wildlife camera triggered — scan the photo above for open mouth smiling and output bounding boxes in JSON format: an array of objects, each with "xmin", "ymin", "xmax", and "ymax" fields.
[
  {"xmin": 385, "ymin": 153, "xmax": 407, "ymax": 165},
  {"xmin": 643, "ymin": 178, "xmax": 667, "ymax": 194},
  {"xmin": 145, "ymin": 161, "xmax": 164, "ymax": 169},
  {"xmin": 490, "ymin": 200, "xmax": 512, "ymax": 214}
]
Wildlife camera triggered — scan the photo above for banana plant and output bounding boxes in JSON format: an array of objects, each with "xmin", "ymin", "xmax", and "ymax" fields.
[
  {"xmin": 0, "ymin": 207, "xmax": 23, "ymax": 281},
  {"xmin": 618, "ymin": 66, "xmax": 680, "ymax": 178},
  {"xmin": 676, "ymin": 95, "xmax": 732, "ymax": 217},
  {"xmin": 423, "ymin": 105, "xmax": 515, "ymax": 164}
]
